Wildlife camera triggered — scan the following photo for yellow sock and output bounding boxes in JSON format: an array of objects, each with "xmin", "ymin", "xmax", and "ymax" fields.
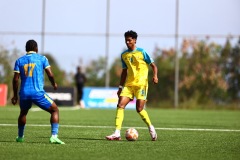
[
  {"xmin": 138, "ymin": 109, "xmax": 152, "ymax": 127},
  {"xmin": 115, "ymin": 107, "xmax": 124, "ymax": 130}
]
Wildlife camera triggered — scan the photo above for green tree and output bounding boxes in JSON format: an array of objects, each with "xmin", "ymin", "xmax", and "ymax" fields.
[
  {"xmin": 109, "ymin": 58, "xmax": 122, "ymax": 87},
  {"xmin": 43, "ymin": 53, "xmax": 68, "ymax": 86},
  {"xmin": 0, "ymin": 47, "xmax": 21, "ymax": 103},
  {"xmin": 148, "ymin": 47, "xmax": 175, "ymax": 105},
  {"xmin": 84, "ymin": 57, "xmax": 106, "ymax": 86},
  {"xmin": 225, "ymin": 38, "xmax": 240, "ymax": 102},
  {"xmin": 178, "ymin": 39, "xmax": 228, "ymax": 105}
]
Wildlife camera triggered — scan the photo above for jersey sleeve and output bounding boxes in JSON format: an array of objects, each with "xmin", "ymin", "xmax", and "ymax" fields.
[
  {"xmin": 121, "ymin": 54, "xmax": 127, "ymax": 69},
  {"xmin": 43, "ymin": 56, "xmax": 50, "ymax": 69},
  {"xmin": 13, "ymin": 60, "xmax": 20, "ymax": 73},
  {"xmin": 142, "ymin": 50, "xmax": 154, "ymax": 64}
]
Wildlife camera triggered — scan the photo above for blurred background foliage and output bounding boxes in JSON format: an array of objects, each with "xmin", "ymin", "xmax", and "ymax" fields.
[{"xmin": 1, "ymin": 38, "xmax": 240, "ymax": 109}]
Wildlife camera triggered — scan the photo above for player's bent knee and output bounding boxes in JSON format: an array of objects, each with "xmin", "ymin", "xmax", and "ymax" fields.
[
  {"xmin": 117, "ymin": 104, "xmax": 125, "ymax": 109},
  {"xmin": 136, "ymin": 107, "xmax": 144, "ymax": 113},
  {"xmin": 48, "ymin": 103, "xmax": 59, "ymax": 113}
]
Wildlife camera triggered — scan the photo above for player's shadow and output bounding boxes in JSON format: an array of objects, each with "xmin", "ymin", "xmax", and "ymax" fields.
[
  {"xmin": 64, "ymin": 137, "xmax": 105, "ymax": 141},
  {"xmin": 0, "ymin": 140, "xmax": 18, "ymax": 143},
  {"xmin": 39, "ymin": 136, "xmax": 105, "ymax": 141},
  {"xmin": 0, "ymin": 140, "xmax": 52, "ymax": 144}
]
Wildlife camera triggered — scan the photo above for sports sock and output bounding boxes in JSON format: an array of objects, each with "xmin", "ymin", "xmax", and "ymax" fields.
[
  {"xmin": 138, "ymin": 109, "xmax": 152, "ymax": 127},
  {"xmin": 114, "ymin": 129, "xmax": 120, "ymax": 137},
  {"xmin": 115, "ymin": 107, "xmax": 124, "ymax": 130},
  {"xmin": 18, "ymin": 124, "xmax": 25, "ymax": 137},
  {"xmin": 51, "ymin": 123, "xmax": 59, "ymax": 136}
]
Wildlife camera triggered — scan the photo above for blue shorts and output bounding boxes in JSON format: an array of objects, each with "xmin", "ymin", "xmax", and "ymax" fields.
[{"xmin": 20, "ymin": 93, "xmax": 53, "ymax": 110}]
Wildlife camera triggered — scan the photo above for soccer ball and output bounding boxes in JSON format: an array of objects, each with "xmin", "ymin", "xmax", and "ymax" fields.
[{"xmin": 125, "ymin": 128, "xmax": 138, "ymax": 141}]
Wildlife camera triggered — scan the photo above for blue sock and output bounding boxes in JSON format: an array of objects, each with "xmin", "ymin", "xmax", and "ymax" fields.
[
  {"xmin": 51, "ymin": 123, "xmax": 59, "ymax": 135},
  {"xmin": 18, "ymin": 125, "xmax": 25, "ymax": 137}
]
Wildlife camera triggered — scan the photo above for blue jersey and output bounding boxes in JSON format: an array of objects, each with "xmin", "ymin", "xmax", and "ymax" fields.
[{"xmin": 13, "ymin": 52, "xmax": 50, "ymax": 99}]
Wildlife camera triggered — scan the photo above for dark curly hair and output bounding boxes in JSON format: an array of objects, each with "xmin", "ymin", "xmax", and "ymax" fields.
[
  {"xmin": 25, "ymin": 39, "xmax": 38, "ymax": 52},
  {"xmin": 124, "ymin": 30, "xmax": 138, "ymax": 39}
]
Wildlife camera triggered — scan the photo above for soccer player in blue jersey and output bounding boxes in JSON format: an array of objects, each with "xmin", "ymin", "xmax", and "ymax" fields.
[
  {"xmin": 11, "ymin": 40, "xmax": 65, "ymax": 144},
  {"xmin": 106, "ymin": 30, "xmax": 158, "ymax": 141}
]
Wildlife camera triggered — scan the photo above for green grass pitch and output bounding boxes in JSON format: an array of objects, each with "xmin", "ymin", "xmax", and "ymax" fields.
[{"xmin": 0, "ymin": 106, "xmax": 240, "ymax": 160}]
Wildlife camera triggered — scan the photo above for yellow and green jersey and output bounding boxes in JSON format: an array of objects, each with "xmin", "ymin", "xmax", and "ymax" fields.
[{"xmin": 121, "ymin": 47, "xmax": 154, "ymax": 87}]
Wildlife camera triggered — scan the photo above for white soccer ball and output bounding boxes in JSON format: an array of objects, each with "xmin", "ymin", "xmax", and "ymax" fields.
[{"xmin": 125, "ymin": 128, "xmax": 138, "ymax": 141}]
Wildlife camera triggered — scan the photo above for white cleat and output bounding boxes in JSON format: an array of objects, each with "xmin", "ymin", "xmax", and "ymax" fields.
[
  {"xmin": 149, "ymin": 125, "xmax": 157, "ymax": 141},
  {"xmin": 105, "ymin": 133, "xmax": 121, "ymax": 141}
]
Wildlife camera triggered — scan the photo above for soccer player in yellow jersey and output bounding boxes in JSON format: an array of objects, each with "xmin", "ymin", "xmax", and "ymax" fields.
[{"xmin": 106, "ymin": 30, "xmax": 158, "ymax": 141}]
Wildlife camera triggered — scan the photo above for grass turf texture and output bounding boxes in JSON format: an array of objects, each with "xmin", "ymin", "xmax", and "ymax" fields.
[{"xmin": 0, "ymin": 106, "xmax": 240, "ymax": 160}]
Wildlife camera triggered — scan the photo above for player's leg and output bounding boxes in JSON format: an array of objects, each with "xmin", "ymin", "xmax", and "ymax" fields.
[
  {"xmin": 136, "ymin": 99, "xmax": 152, "ymax": 125},
  {"xmin": 106, "ymin": 96, "xmax": 131, "ymax": 140},
  {"xmin": 106, "ymin": 86, "xmax": 133, "ymax": 140},
  {"xmin": 16, "ymin": 109, "xmax": 29, "ymax": 142},
  {"xmin": 135, "ymin": 87, "xmax": 157, "ymax": 141},
  {"xmin": 136, "ymin": 100, "xmax": 157, "ymax": 141},
  {"xmin": 106, "ymin": 86, "xmax": 135, "ymax": 140},
  {"xmin": 79, "ymin": 88, "xmax": 85, "ymax": 108},
  {"xmin": 48, "ymin": 102, "xmax": 59, "ymax": 134},
  {"xmin": 77, "ymin": 87, "xmax": 81, "ymax": 105},
  {"xmin": 16, "ymin": 99, "xmax": 31, "ymax": 142},
  {"xmin": 76, "ymin": 90, "xmax": 80, "ymax": 105},
  {"xmin": 115, "ymin": 97, "xmax": 130, "ymax": 133},
  {"xmin": 34, "ymin": 93, "xmax": 65, "ymax": 144},
  {"xmin": 47, "ymin": 102, "xmax": 65, "ymax": 144}
]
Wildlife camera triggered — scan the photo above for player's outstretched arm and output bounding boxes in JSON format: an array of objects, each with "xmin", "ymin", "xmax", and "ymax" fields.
[{"xmin": 45, "ymin": 67, "xmax": 57, "ymax": 90}]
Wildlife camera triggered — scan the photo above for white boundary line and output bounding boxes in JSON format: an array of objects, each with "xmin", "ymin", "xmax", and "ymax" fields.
[{"xmin": 1, "ymin": 124, "xmax": 240, "ymax": 132}]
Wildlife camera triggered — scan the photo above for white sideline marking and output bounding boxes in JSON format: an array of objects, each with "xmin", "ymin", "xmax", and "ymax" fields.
[{"xmin": 0, "ymin": 124, "xmax": 240, "ymax": 132}]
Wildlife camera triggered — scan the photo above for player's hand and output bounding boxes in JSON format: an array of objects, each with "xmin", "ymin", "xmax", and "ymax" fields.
[
  {"xmin": 152, "ymin": 77, "xmax": 158, "ymax": 84},
  {"xmin": 11, "ymin": 96, "xmax": 18, "ymax": 105},
  {"xmin": 53, "ymin": 83, "xmax": 58, "ymax": 90}
]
